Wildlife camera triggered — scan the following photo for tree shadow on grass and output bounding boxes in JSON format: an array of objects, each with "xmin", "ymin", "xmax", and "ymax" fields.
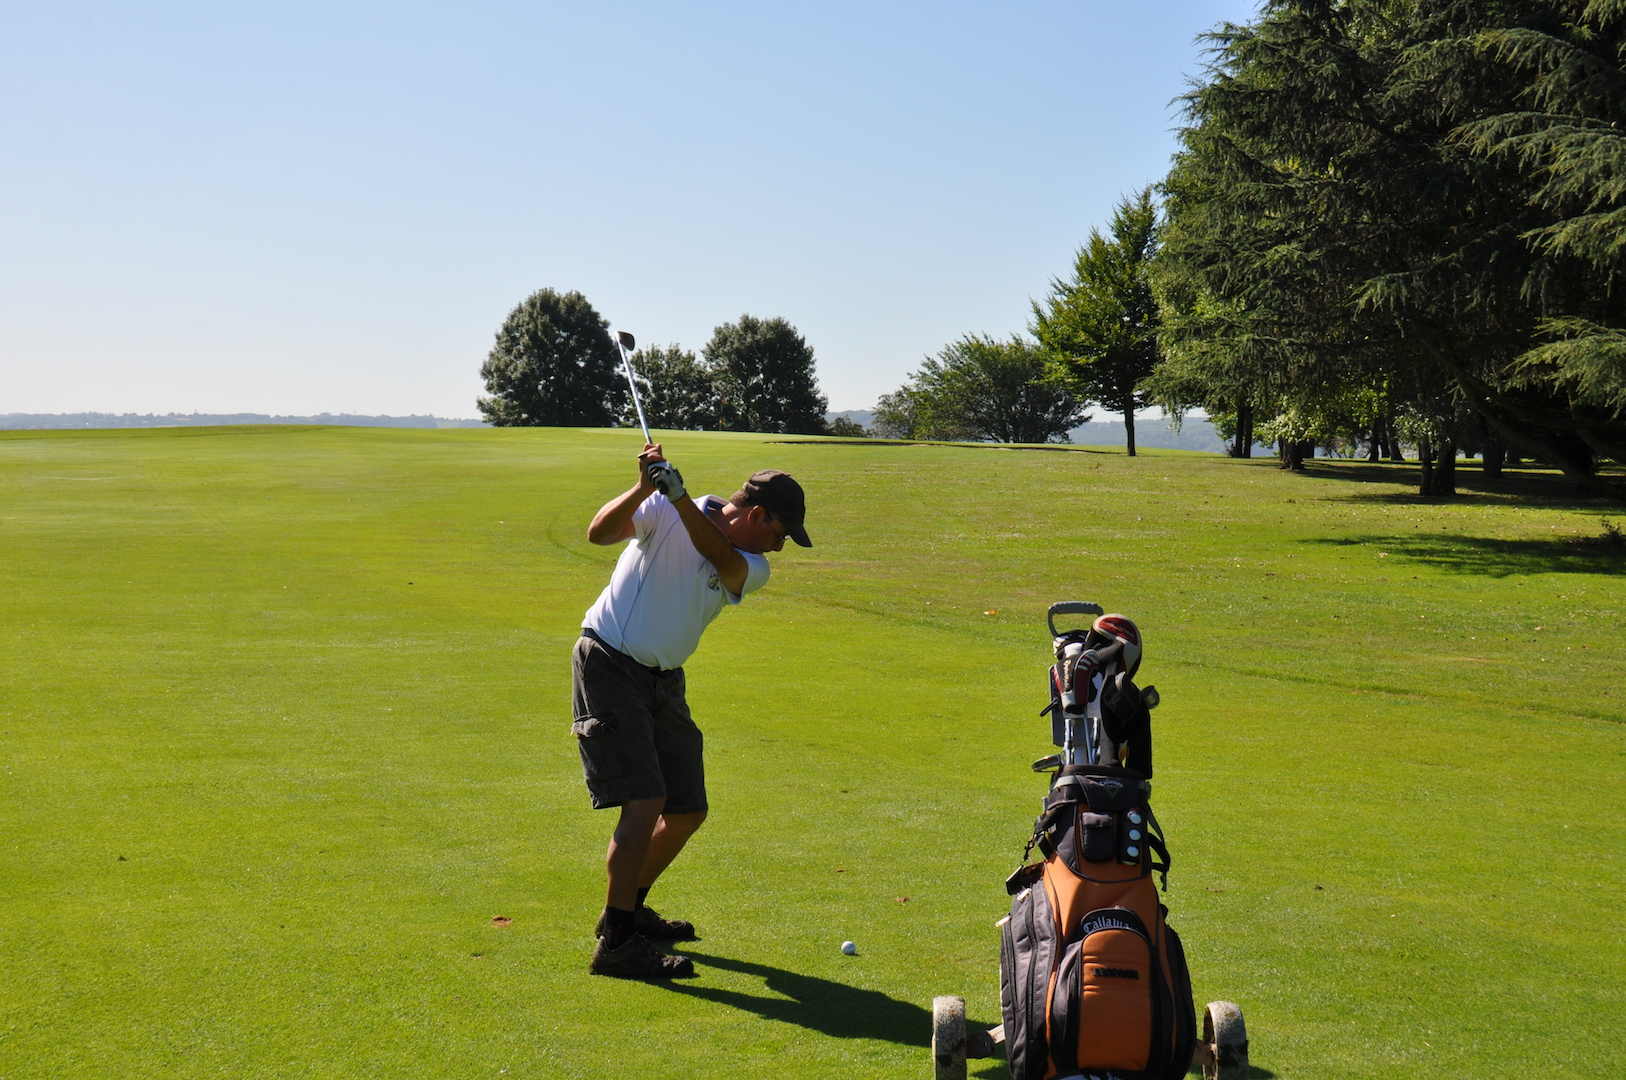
[
  {"xmin": 1309, "ymin": 533, "xmax": 1624, "ymax": 577},
  {"xmin": 1296, "ymin": 459, "xmax": 1626, "ymax": 509},
  {"xmin": 660, "ymin": 950, "xmax": 986, "ymax": 1048}
]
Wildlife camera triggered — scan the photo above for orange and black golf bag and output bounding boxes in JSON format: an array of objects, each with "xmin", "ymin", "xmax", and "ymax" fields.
[{"xmin": 999, "ymin": 605, "xmax": 1196, "ymax": 1080}]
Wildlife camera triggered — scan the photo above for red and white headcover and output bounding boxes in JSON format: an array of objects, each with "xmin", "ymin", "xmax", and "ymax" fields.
[{"xmin": 1093, "ymin": 613, "xmax": 1142, "ymax": 678}]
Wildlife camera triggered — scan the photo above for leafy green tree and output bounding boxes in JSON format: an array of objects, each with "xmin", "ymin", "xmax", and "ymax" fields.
[
  {"xmin": 1033, "ymin": 188, "xmax": 1161, "ymax": 455},
  {"xmin": 477, "ymin": 289, "xmax": 625, "ymax": 427},
  {"xmin": 704, "ymin": 315, "xmax": 829, "ymax": 434},
  {"xmin": 1151, "ymin": 0, "xmax": 1626, "ymax": 496},
  {"xmin": 882, "ymin": 335, "xmax": 1088, "ymax": 443},
  {"xmin": 626, "ymin": 344, "xmax": 717, "ymax": 431},
  {"xmin": 1456, "ymin": 8, "xmax": 1626, "ymax": 466},
  {"xmin": 871, "ymin": 387, "xmax": 932, "ymax": 439},
  {"xmin": 1146, "ymin": 3, "xmax": 1387, "ymax": 473},
  {"xmin": 827, "ymin": 415, "xmax": 869, "ymax": 437}
]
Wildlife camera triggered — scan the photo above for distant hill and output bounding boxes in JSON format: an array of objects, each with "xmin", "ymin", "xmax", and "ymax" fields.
[
  {"xmin": 826, "ymin": 409, "xmax": 1268, "ymax": 454},
  {"xmin": 1067, "ymin": 416, "xmax": 1226, "ymax": 452},
  {"xmin": 829, "ymin": 410, "xmax": 877, "ymax": 430},
  {"xmin": 0, "ymin": 413, "xmax": 489, "ymax": 430},
  {"xmin": 8, "ymin": 411, "xmax": 1273, "ymax": 453}
]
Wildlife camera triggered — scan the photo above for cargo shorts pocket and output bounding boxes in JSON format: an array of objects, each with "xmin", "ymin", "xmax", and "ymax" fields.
[{"xmin": 572, "ymin": 715, "xmax": 624, "ymax": 782}]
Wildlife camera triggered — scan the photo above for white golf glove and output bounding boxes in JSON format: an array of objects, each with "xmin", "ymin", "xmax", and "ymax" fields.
[{"xmin": 648, "ymin": 462, "xmax": 685, "ymax": 501}]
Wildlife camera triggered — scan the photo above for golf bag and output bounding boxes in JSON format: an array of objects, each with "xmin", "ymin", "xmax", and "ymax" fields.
[{"xmin": 999, "ymin": 609, "xmax": 1195, "ymax": 1080}]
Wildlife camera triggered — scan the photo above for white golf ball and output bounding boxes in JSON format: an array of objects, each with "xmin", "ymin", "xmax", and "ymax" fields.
[{"xmin": 841, "ymin": 940, "xmax": 857, "ymax": 955}]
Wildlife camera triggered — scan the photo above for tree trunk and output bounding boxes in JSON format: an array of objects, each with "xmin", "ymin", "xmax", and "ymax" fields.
[
  {"xmin": 1125, "ymin": 408, "xmax": 1137, "ymax": 457},
  {"xmin": 1366, "ymin": 428, "xmax": 1381, "ymax": 461},
  {"xmin": 1232, "ymin": 398, "xmax": 1254, "ymax": 458},
  {"xmin": 1482, "ymin": 430, "xmax": 1504, "ymax": 478},
  {"xmin": 1418, "ymin": 433, "xmax": 1434, "ymax": 495},
  {"xmin": 1386, "ymin": 414, "xmax": 1405, "ymax": 461},
  {"xmin": 1279, "ymin": 438, "xmax": 1306, "ymax": 471},
  {"xmin": 1554, "ymin": 430, "xmax": 1598, "ymax": 477},
  {"xmin": 1434, "ymin": 436, "xmax": 1456, "ymax": 496},
  {"xmin": 1435, "ymin": 351, "xmax": 1626, "ymax": 500}
]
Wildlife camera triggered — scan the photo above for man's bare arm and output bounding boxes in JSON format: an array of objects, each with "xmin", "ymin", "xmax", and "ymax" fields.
[
  {"xmin": 587, "ymin": 444, "xmax": 661, "ymax": 545},
  {"xmin": 587, "ymin": 485, "xmax": 652, "ymax": 545},
  {"xmin": 671, "ymin": 497, "xmax": 749, "ymax": 595}
]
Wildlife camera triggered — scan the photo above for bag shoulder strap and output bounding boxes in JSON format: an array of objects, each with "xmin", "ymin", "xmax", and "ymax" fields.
[{"xmin": 1144, "ymin": 803, "xmax": 1171, "ymax": 891}]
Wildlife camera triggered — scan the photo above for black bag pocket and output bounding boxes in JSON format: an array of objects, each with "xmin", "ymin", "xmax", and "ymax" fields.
[{"xmin": 1079, "ymin": 811, "xmax": 1117, "ymax": 863}]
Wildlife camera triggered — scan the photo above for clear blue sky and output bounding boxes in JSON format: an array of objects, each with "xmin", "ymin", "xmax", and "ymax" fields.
[{"xmin": 1, "ymin": 1, "xmax": 1258, "ymax": 417}]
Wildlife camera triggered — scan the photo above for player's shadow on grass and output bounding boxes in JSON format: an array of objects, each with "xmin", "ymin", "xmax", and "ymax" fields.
[
  {"xmin": 662, "ymin": 950, "xmax": 968, "ymax": 1047},
  {"xmin": 1309, "ymin": 533, "xmax": 1624, "ymax": 577}
]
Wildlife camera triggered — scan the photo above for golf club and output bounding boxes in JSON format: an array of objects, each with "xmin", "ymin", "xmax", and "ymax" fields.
[
  {"xmin": 1047, "ymin": 601, "xmax": 1107, "ymax": 767},
  {"xmin": 613, "ymin": 330, "xmax": 653, "ymax": 445}
]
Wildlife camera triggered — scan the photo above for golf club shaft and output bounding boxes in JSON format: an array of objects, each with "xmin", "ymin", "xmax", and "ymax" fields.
[{"xmin": 615, "ymin": 337, "xmax": 653, "ymax": 445}]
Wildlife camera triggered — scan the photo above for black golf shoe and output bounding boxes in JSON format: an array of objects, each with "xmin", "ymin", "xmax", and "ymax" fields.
[
  {"xmin": 595, "ymin": 904, "xmax": 698, "ymax": 941},
  {"xmin": 589, "ymin": 933, "xmax": 695, "ymax": 980},
  {"xmin": 634, "ymin": 905, "xmax": 697, "ymax": 940}
]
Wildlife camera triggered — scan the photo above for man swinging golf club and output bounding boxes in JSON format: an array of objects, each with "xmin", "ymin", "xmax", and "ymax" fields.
[{"xmin": 574, "ymin": 428, "xmax": 811, "ymax": 979}]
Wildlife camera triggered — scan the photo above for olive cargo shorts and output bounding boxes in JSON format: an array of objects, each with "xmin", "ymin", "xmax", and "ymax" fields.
[{"xmin": 570, "ymin": 633, "xmax": 707, "ymax": 814}]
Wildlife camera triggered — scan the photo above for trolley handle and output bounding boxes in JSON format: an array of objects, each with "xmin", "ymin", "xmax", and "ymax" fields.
[{"xmin": 1047, "ymin": 600, "xmax": 1104, "ymax": 639}]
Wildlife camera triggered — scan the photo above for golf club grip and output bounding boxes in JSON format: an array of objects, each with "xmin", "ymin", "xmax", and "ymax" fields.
[
  {"xmin": 1048, "ymin": 601, "xmax": 1104, "ymax": 638},
  {"xmin": 1089, "ymin": 638, "xmax": 1125, "ymax": 669}
]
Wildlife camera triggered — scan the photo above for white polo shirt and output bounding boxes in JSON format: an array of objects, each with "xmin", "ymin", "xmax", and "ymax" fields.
[{"xmin": 582, "ymin": 493, "xmax": 771, "ymax": 670}]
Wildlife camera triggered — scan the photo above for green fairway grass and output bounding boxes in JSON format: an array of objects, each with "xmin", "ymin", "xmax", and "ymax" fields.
[{"xmin": 2, "ymin": 426, "xmax": 1621, "ymax": 1079}]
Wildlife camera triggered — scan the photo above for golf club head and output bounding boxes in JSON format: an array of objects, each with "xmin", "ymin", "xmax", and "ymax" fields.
[{"xmin": 615, "ymin": 330, "xmax": 636, "ymax": 353}]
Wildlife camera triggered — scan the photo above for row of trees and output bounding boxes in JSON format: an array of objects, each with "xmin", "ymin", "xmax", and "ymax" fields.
[
  {"xmin": 477, "ymin": 289, "xmax": 829, "ymax": 435},
  {"xmin": 873, "ymin": 1, "xmax": 1626, "ymax": 497}
]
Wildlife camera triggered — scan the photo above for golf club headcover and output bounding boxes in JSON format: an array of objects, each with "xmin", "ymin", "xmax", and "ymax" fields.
[
  {"xmin": 1123, "ymin": 709, "xmax": 1152, "ymax": 778},
  {"xmin": 1100, "ymin": 671, "xmax": 1142, "ymax": 744},
  {"xmin": 648, "ymin": 462, "xmax": 685, "ymax": 501},
  {"xmin": 1067, "ymin": 651, "xmax": 1102, "ymax": 706}
]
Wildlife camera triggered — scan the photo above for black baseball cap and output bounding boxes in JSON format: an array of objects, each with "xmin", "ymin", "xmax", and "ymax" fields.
[{"xmin": 740, "ymin": 469, "xmax": 811, "ymax": 547}]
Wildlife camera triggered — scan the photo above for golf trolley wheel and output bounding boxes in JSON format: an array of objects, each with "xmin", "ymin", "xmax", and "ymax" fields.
[
  {"xmin": 931, "ymin": 995, "xmax": 967, "ymax": 1080},
  {"xmin": 1196, "ymin": 1000, "xmax": 1248, "ymax": 1080}
]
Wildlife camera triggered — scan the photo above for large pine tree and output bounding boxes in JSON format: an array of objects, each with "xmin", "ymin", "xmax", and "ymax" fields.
[
  {"xmin": 1033, "ymin": 188, "xmax": 1162, "ymax": 455},
  {"xmin": 1151, "ymin": 0, "xmax": 1626, "ymax": 497}
]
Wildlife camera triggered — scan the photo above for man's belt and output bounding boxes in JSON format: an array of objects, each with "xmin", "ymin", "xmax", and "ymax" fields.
[{"xmin": 580, "ymin": 627, "xmax": 664, "ymax": 675}]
